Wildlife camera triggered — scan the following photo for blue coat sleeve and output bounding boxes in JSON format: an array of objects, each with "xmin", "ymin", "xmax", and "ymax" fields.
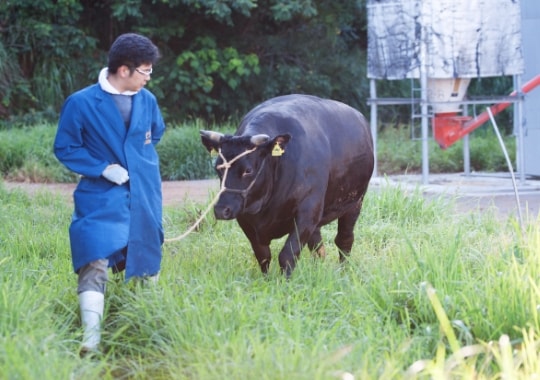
[
  {"xmin": 151, "ymin": 101, "xmax": 165, "ymax": 146},
  {"xmin": 54, "ymin": 92, "xmax": 111, "ymax": 178}
]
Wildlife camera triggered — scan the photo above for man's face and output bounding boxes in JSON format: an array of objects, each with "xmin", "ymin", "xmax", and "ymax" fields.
[{"xmin": 128, "ymin": 64, "xmax": 153, "ymax": 92}]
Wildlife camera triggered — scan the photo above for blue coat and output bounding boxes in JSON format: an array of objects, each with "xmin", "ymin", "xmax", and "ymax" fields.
[{"xmin": 54, "ymin": 83, "xmax": 166, "ymax": 280}]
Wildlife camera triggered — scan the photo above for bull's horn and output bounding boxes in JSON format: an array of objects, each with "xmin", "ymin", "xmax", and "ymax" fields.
[
  {"xmin": 200, "ymin": 130, "xmax": 224, "ymax": 143},
  {"xmin": 250, "ymin": 134, "xmax": 270, "ymax": 146}
]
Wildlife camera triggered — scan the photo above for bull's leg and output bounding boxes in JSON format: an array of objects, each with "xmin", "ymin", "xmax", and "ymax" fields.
[
  {"xmin": 251, "ymin": 244, "xmax": 272, "ymax": 274},
  {"xmin": 279, "ymin": 199, "xmax": 324, "ymax": 277},
  {"xmin": 238, "ymin": 220, "xmax": 272, "ymax": 274},
  {"xmin": 307, "ymin": 228, "xmax": 326, "ymax": 259},
  {"xmin": 278, "ymin": 238, "xmax": 300, "ymax": 278},
  {"xmin": 279, "ymin": 225, "xmax": 317, "ymax": 278},
  {"xmin": 244, "ymin": 233, "xmax": 272, "ymax": 273},
  {"xmin": 335, "ymin": 207, "xmax": 362, "ymax": 262}
]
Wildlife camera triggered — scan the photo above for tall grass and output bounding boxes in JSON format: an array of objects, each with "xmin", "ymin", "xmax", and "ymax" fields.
[
  {"xmin": 0, "ymin": 180, "xmax": 538, "ymax": 379},
  {"xmin": 157, "ymin": 120, "xmax": 235, "ymax": 180},
  {"xmin": 0, "ymin": 124, "xmax": 78, "ymax": 182},
  {"xmin": 0, "ymin": 122, "xmax": 233, "ymax": 182},
  {"xmin": 0, "ymin": 123, "xmax": 516, "ymax": 183},
  {"xmin": 377, "ymin": 126, "xmax": 516, "ymax": 175}
]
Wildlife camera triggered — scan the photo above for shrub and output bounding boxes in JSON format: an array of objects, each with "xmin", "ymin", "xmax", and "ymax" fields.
[
  {"xmin": 376, "ymin": 126, "xmax": 516, "ymax": 175},
  {"xmin": 157, "ymin": 121, "xmax": 235, "ymax": 180},
  {"xmin": 0, "ymin": 124, "xmax": 77, "ymax": 182},
  {"xmin": 0, "ymin": 122, "xmax": 517, "ymax": 183}
]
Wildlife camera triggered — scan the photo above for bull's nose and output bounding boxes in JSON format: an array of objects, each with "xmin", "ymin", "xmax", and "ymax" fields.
[{"xmin": 214, "ymin": 205, "xmax": 234, "ymax": 220}]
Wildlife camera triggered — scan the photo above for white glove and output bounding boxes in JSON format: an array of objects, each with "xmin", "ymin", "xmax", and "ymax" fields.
[{"xmin": 102, "ymin": 164, "xmax": 129, "ymax": 185}]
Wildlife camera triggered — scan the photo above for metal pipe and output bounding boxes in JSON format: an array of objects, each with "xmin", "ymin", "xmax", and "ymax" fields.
[
  {"xmin": 514, "ymin": 75, "xmax": 526, "ymax": 184},
  {"xmin": 459, "ymin": 75, "xmax": 540, "ymax": 139},
  {"xmin": 420, "ymin": 24, "xmax": 429, "ymax": 184},
  {"xmin": 463, "ymin": 105, "xmax": 470, "ymax": 175},
  {"xmin": 487, "ymin": 107, "xmax": 523, "ymax": 232},
  {"xmin": 370, "ymin": 79, "xmax": 378, "ymax": 177}
]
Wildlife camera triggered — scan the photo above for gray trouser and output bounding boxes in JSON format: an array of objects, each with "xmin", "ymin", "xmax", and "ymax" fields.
[{"xmin": 77, "ymin": 259, "xmax": 109, "ymax": 294}]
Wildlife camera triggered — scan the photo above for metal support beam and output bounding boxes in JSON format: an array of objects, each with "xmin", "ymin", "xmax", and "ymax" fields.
[
  {"xmin": 369, "ymin": 79, "xmax": 378, "ymax": 177},
  {"xmin": 420, "ymin": 24, "xmax": 430, "ymax": 184}
]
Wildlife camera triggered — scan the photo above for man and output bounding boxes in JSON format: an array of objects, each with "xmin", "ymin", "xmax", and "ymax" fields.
[{"xmin": 54, "ymin": 33, "xmax": 166, "ymax": 355}]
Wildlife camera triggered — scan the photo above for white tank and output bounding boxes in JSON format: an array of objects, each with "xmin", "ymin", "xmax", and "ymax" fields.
[
  {"xmin": 427, "ymin": 78, "xmax": 471, "ymax": 114},
  {"xmin": 367, "ymin": 0, "xmax": 524, "ymax": 80}
]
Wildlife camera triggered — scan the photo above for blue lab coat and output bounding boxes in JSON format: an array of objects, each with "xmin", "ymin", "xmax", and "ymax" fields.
[{"xmin": 54, "ymin": 83, "xmax": 166, "ymax": 280}]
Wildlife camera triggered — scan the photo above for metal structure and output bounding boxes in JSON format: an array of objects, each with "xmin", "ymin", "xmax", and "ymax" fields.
[
  {"xmin": 366, "ymin": 0, "xmax": 534, "ymax": 184},
  {"xmin": 521, "ymin": 0, "xmax": 540, "ymax": 177}
]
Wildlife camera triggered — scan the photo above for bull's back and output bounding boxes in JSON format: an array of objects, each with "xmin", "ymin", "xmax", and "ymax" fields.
[{"xmin": 240, "ymin": 94, "xmax": 374, "ymax": 209}]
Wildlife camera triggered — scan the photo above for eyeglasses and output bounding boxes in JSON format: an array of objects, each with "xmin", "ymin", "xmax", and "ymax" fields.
[{"xmin": 135, "ymin": 67, "xmax": 153, "ymax": 76}]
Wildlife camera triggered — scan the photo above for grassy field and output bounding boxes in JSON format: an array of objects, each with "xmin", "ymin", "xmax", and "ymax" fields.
[
  {"xmin": 1, "ymin": 180, "xmax": 539, "ymax": 379},
  {"xmin": 0, "ymin": 123, "xmax": 516, "ymax": 183}
]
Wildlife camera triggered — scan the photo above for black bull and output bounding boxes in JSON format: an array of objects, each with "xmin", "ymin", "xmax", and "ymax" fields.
[{"xmin": 200, "ymin": 94, "xmax": 374, "ymax": 277}]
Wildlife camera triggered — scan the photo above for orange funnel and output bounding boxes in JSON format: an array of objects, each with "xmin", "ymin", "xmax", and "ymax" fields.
[{"xmin": 433, "ymin": 74, "xmax": 540, "ymax": 149}]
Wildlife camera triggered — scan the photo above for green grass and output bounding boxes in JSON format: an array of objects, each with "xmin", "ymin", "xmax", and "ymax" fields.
[
  {"xmin": 0, "ymin": 121, "xmax": 235, "ymax": 183},
  {"xmin": 0, "ymin": 122, "xmax": 516, "ymax": 183},
  {"xmin": 377, "ymin": 126, "xmax": 516, "ymax": 175},
  {"xmin": 1, "ymin": 178, "xmax": 539, "ymax": 379}
]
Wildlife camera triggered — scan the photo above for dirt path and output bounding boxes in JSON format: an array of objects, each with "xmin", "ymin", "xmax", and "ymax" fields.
[
  {"xmin": 3, "ymin": 179, "xmax": 221, "ymax": 206},
  {"xmin": 4, "ymin": 174, "xmax": 540, "ymax": 221}
]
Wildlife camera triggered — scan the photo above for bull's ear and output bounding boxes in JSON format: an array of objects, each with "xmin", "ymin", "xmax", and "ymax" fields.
[
  {"xmin": 270, "ymin": 134, "xmax": 291, "ymax": 157},
  {"xmin": 200, "ymin": 130, "xmax": 224, "ymax": 153}
]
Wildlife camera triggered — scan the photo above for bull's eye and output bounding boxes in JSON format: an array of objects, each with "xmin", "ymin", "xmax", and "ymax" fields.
[{"xmin": 243, "ymin": 167, "xmax": 253, "ymax": 177}]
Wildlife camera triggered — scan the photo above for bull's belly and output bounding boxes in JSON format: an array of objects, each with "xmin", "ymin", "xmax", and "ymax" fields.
[
  {"xmin": 238, "ymin": 216, "xmax": 294, "ymax": 244},
  {"xmin": 319, "ymin": 196, "xmax": 363, "ymax": 226},
  {"xmin": 320, "ymin": 209, "xmax": 357, "ymax": 227}
]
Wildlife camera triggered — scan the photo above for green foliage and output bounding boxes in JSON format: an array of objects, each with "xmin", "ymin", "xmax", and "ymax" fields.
[
  {"xmin": 242, "ymin": 1, "xmax": 369, "ymax": 115},
  {"xmin": 270, "ymin": 0, "xmax": 318, "ymax": 21},
  {"xmin": 157, "ymin": 121, "xmax": 234, "ymax": 180},
  {"xmin": 0, "ymin": 122, "xmax": 236, "ymax": 182},
  {"xmin": 377, "ymin": 126, "xmax": 516, "ymax": 175},
  {"xmin": 0, "ymin": 0, "xmax": 371, "ymax": 123},
  {"xmin": 0, "ymin": 0, "xmax": 98, "ymax": 123},
  {"xmin": 1, "ymin": 180, "xmax": 539, "ymax": 378},
  {"xmin": 0, "ymin": 0, "xmax": 517, "ymax": 128},
  {"xmin": 466, "ymin": 131, "xmax": 517, "ymax": 172},
  {"xmin": 165, "ymin": 36, "xmax": 260, "ymax": 119},
  {"xmin": 0, "ymin": 125, "xmax": 77, "ymax": 182},
  {"xmin": 0, "ymin": 41, "xmax": 31, "ymax": 119},
  {"xmin": 0, "ymin": 122, "xmax": 519, "ymax": 183},
  {"xmin": 177, "ymin": 0, "xmax": 257, "ymax": 24}
]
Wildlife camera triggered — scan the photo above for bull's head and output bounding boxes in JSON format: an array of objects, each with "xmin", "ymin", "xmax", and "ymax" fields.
[{"xmin": 200, "ymin": 130, "xmax": 291, "ymax": 219}]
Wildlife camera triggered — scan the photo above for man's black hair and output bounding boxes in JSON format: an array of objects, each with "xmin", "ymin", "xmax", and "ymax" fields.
[{"xmin": 108, "ymin": 33, "xmax": 160, "ymax": 74}]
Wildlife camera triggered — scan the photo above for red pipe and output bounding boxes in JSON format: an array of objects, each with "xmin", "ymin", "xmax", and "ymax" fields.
[{"xmin": 433, "ymin": 74, "xmax": 540, "ymax": 149}]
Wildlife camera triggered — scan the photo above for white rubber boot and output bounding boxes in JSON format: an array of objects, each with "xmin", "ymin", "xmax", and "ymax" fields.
[
  {"xmin": 145, "ymin": 273, "xmax": 159, "ymax": 286},
  {"xmin": 79, "ymin": 290, "xmax": 104, "ymax": 355},
  {"xmin": 134, "ymin": 273, "xmax": 160, "ymax": 288}
]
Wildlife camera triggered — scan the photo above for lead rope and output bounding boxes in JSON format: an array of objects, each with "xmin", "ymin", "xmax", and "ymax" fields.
[{"xmin": 164, "ymin": 147, "xmax": 257, "ymax": 243}]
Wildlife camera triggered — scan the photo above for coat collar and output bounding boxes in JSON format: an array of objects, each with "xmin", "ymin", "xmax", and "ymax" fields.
[{"xmin": 98, "ymin": 67, "xmax": 138, "ymax": 96}]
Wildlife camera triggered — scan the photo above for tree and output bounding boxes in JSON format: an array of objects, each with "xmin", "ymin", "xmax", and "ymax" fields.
[
  {"xmin": 0, "ymin": 0, "xmax": 373, "ymax": 123},
  {"xmin": 0, "ymin": 0, "xmax": 98, "ymax": 124}
]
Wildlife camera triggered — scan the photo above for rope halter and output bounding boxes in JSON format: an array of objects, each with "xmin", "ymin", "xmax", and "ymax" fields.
[{"xmin": 165, "ymin": 146, "xmax": 259, "ymax": 243}]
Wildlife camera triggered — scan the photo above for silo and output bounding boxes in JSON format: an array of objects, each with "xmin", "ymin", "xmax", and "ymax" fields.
[{"xmin": 367, "ymin": 0, "xmax": 525, "ymax": 181}]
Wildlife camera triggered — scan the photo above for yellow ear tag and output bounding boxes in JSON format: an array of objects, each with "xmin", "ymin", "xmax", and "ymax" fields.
[
  {"xmin": 210, "ymin": 148, "xmax": 218, "ymax": 157},
  {"xmin": 272, "ymin": 142, "xmax": 285, "ymax": 157}
]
